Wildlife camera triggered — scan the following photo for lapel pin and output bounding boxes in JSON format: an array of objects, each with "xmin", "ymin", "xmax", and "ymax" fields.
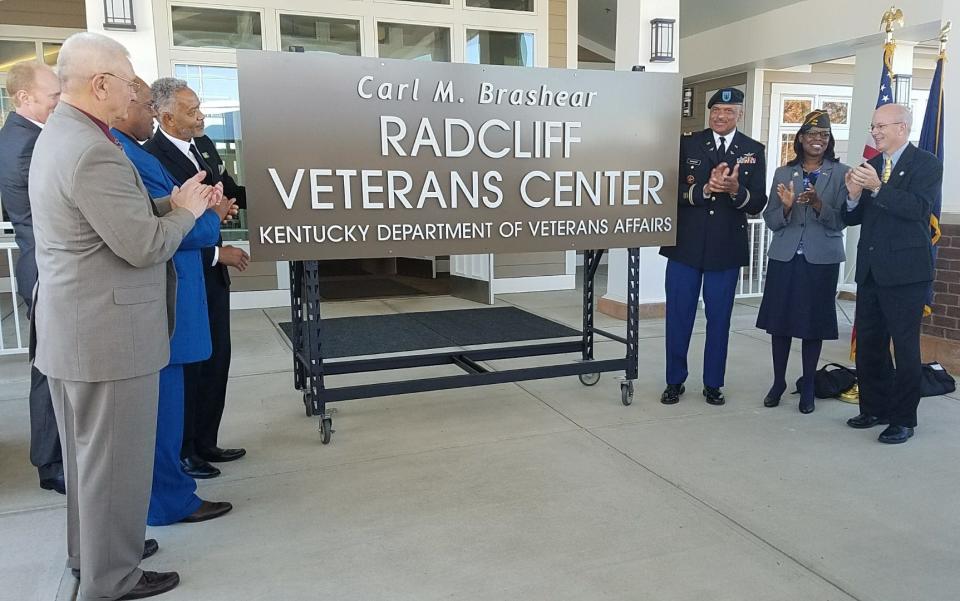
[{"xmin": 899, "ymin": 171, "xmax": 904, "ymax": 176}]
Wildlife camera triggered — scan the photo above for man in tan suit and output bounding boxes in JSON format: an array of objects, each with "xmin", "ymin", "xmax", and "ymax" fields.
[{"xmin": 30, "ymin": 32, "xmax": 217, "ymax": 601}]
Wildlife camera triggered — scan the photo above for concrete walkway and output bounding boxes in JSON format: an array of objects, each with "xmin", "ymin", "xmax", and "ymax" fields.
[{"xmin": 2, "ymin": 283, "xmax": 959, "ymax": 601}]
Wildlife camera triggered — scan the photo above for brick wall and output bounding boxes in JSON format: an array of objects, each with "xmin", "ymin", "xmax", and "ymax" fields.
[{"xmin": 922, "ymin": 223, "xmax": 960, "ymax": 341}]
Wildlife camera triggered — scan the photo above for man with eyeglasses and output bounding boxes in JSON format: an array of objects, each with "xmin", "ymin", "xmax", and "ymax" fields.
[
  {"xmin": 0, "ymin": 60, "xmax": 64, "ymax": 495},
  {"xmin": 112, "ymin": 76, "xmax": 236, "ymax": 528},
  {"xmin": 843, "ymin": 102, "xmax": 943, "ymax": 444},
  {"xmin": 29, "ymin": 32, "xmax": 218, "ymax": 600},
  {"xmin": 659, "ymin": 87, "xmax": 768, "ymax": 406}
]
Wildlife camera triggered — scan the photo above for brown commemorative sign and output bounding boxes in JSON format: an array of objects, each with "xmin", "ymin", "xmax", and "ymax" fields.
[{"xmin": 236, "ymin": 51, "xmax": 680, "ymax": 261}]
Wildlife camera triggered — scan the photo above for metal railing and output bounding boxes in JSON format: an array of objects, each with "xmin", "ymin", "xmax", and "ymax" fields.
[
  {"xmin": 0, "ymin": 238, "xmax": 28, "ymax": 355},
  {"xmin": 737, "ymin": 218, "xmax": 770, "ymax": 298}
]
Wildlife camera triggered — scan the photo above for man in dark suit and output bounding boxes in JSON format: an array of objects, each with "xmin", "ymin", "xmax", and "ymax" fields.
[
  {"xmin": 659, "ymin": 88, "xmax": 767, "ymax": 406},
  {"xmin": 843, "ymin": 103, "xmax": 942, "ymax": 444},
  {"xmin": 144, "ymin": 77, "xmax": 248, "ymax": 478},
  {"xmin": 0, "ymin": 60, "xmax": 64, "ymax": 493}
]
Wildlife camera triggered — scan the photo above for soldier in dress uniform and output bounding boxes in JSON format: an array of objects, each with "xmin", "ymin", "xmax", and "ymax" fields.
[{"xmin": 659, "ymin": 87, "xmax": 768, "ymax": 406}]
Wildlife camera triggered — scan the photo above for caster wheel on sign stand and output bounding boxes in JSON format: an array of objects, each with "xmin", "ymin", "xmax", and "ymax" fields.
[
  {"xmin": 320, "ymin": 417, "xmax": 334, "ymax": 444},
  {"xmin": 579, "ymin": 372, "xmax": 601, "ymax": 386},
  {"xmin": 620, "ymin": 381, "xmax": 634, "ymax": 406}
]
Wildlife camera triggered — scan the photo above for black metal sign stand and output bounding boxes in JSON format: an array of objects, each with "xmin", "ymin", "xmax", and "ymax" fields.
[{"xmin": 289, "ymin": 248, "xmax": 641, "ymax": 444}]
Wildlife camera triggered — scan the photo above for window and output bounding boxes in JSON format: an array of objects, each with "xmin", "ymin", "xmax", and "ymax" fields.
[
  {"xmin": 378, "ymin": 22, "xmax": 450, "ymax": 62},
  {"xmin": 781, "ymin": 97, "xmax": 813, "ymax": 125},
  {"xmin": 0, "ymin": 86, "xmax": 12, "ymax": 128},
  {"xmin": 466, "ymin": 30, "xmax": 533, "ymax": 66},
  {"xmin": 280, "ymin": 14, "xmax": 361, "ymax": 55},
  {"xmin": 42, "ymin": 43, "xmax": 62, "ymax": 67},
  {"xmin": 0, "ymin": 40, "xmax": 38, "ymax": 72},
  {"xmin": 466, "ymin": 0, "xmax": 534, "ymax": 11},
  {"xmin": 779, "ymin": 132, "xmax": 796, "ymax": 166},
  {"xmin": 174, "ymin": 64, "xmax": 246, "ymax": 240},
  {"xmin": 171, "ymin": 6, "xmax": 262, "ymax": 50},
  {"xmin": 395, "ymin": 0, "xmax": 449, "ymax": 4}
]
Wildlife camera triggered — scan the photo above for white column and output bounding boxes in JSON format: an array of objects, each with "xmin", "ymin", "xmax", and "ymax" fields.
[
  {"xmin": 603, "ymin": 0, "xmax": 679, "ymax": 310},
  {"xmin": 85, "ymin": 0, "xmax": 161, "ymax": 83},
  {"xmin": 941, "ymin": 3, "xmax": 960, "ymax": 221},
  {"xmin": 743, "ymin": 69, "xmax": 765, "ymax": 140}
]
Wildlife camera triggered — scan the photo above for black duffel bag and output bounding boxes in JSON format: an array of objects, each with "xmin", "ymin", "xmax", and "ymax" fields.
[
  {"xmin": 794, "ymin": 363, "xmax": 857, "ymax": 399},
  {"xmin": 920, "ymin": 362, "xmax": 956, "ymax": 397}
]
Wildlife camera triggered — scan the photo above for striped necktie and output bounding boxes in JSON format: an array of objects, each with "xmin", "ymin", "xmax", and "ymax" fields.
[{"xmin": 882, "ymin": 156, "xmax": 893, "ymax": 183}]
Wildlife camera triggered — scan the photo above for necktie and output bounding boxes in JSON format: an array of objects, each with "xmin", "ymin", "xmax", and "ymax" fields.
[
  {"xmin": 882, "ymin": 156, "xmax": 892, "ymax": 183},
  {"xmin": 189, "ymin": 143, "xmax": 213, "ymax": 177},
  {"xmin": 717, "ymin": 136, "xmax": 726, "ymax": 162}
]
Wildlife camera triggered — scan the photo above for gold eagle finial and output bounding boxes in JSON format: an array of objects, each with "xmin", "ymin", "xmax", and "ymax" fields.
[{"xmin": 881, "ymin": 7, "xmax": 904, "ymax": 34}]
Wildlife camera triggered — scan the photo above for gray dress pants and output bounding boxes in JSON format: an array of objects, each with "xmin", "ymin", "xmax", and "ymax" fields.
[{"xmin": 48, "ymin": 373, "xmax": 159, "ymax": 601}]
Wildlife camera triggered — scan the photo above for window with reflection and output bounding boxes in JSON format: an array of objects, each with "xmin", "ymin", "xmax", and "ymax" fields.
[
  {"xmin": 42, "ymin": 43, "xmax": 62, "ymax": 67},
  {"xmin": 171, "ymin": 6, "xmax": 262, "ymax": 50},
  {"xmin": 377, "ymin": 22, "xmax": 451, "ymax": 62},
  {"xmin": 0, "ymin": 40, "xmax": 39, "ymax": 72},
  {"xmin": 466, "ymin": 0, "xmax": 533, "ymax": 11},
  {"xmin": 466, "ymin": 30, "xmax": 534, "ymax": 66},
  {"xmin": 0, "ymin": 86, "xmax": 12, "ymax": 128},
  {"xmin": 174, "ymin": 64, "xmax": 246, "ymax": 240},
  {"xmin": 280, "ymin": 14, "xmax": 361, "ymax": 55}
]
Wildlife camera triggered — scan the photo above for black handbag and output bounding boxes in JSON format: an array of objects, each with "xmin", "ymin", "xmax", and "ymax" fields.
[
  {"xmin": 921, "ymin": 362, "xmax": 956, "ymax": 397},
  {"xmin": 794, "ymin": 363, "xmax": 857, "ymax": 399}
]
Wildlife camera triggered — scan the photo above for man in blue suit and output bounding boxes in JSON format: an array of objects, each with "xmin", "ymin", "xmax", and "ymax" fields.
[
  {"xmin": 112, "ymin": 77, "xmax": 234, "ymax": 523},
  {"xmin": 0, "ymin": 60, "xmax": 64, "ymax": 493}
]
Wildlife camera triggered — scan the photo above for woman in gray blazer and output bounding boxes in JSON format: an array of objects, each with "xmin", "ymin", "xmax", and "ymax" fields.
[{"xmin": 756, "ymin": 110, "xmax": 849, "ymax": 413}]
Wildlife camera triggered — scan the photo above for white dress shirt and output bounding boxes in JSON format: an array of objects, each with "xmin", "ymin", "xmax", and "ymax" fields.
[
  {"xmin": 714, "ymin": 130, "xmax": 735, "ymax": 152},
  {"xmin": 159, "ymin": 127, "xmax": 220, "ymax": 266}
]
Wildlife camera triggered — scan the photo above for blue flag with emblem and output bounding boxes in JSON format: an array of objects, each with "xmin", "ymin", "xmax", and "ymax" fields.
[{"xmin": 918, "ymin": 50, "xmax": 945, "ymax": 317}]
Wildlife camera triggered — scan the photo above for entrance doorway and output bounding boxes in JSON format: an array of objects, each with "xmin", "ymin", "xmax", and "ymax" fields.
[{"xmin": 315, "ymin": 257, "xmax": 450, "ymax": 301}]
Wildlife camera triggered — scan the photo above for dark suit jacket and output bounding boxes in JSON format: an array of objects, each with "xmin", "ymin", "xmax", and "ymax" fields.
[
  {"xmin": 143, "ymin": 131, "xmax": 246, "ymax": 287},
  {"xmin": 0, "ymin": 112, "xmax": 43, "ymax": 305},
  {"xmin": 842, "ymin": 143, "xmax": 942, "ymax": 287},
  {"xmin": 660, "ymin": 129, "xmax": 768, "ymax": 271}
]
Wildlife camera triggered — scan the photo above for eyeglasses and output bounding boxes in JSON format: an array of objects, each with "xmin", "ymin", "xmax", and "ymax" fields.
[
  {"xmin": 102, "ymin": 72, "xmax": 141, "ymax": 94},
  {"xmin": 130, "ymin": 99, "xmax": 157, "ymax": 113},
  {"xmin": 868, "ymin": 121, "xmax": 903, "ymax": 133},
  {"xmin": 802, "ymin": 130, "xmax": 831, "ymax": 139}
]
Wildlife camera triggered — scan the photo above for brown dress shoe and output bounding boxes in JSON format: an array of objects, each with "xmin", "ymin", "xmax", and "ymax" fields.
[
  {"xmin": 179, "ymin": 500, "xmax": 233, "ymax": 523},
  {"xmin": 118, "ymin": 571, "xmax": 180, "ymax": 600}
]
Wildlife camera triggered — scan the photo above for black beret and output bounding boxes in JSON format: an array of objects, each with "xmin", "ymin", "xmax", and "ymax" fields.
[{"xmin": 707, "ymin": 88, "xmax": 744, "ymax": 108}]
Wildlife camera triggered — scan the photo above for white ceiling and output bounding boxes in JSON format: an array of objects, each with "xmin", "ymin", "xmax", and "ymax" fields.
[
  {"xmin": 577, "ymin": 0, "xmax": 800, "ymax": 54},
  {"xmin": 679, "ymin": 0, "xmax": 799, "ymax": 37}
]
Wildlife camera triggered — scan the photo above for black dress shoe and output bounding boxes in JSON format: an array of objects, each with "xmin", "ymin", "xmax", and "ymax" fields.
[
  {"xmin": 799, "ymin": 399, "xmax": 815, "ymax": 414},
  {"xmin": 118, "ymin": 571, "xmax": 180, "ymax": 600},
  {"xmin": 179, "ymin": 500, "xmax": 233, "ymax": 523},
  {"xmin": 878, "ymin": 425, "xmax": 914, "ymax": 444},
  {"xmin": 40, "ymin": 474, "xmax": 66, "ymax": 495},
  {"xmin": 660, "ymin": 384, "xmax": 685, "ymax": 405},
  {"xmin": 763, "ymin": 383, "xmax": 785, "ymax": 408},
  {"xmin": 703, "ymin": 386, "xmax": 725, "ymax": 406},
  {"xmin": 180, "ymin": 456, "xmax": 221, "ymax": 479},
  {"xmin": 197, "ymin": 446, "xmax": 246, "ymax": 463},
  {"xmin": 72, "ymin": 540, "xmax": 160, "ymax": 579},
  {"xmin": 846, "ymin": 413, "xmax": 888, "ymax": 429}
]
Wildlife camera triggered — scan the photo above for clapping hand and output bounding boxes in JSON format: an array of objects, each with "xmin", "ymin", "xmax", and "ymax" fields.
[
  {"xmin": 848, "ymin": 163, "xmax": 882, "ymax": 193},
  {"xmin": 171, "ymin": 171, "xmax": 213, "ymax": 218},
  {"xmin": 845, "ymin": 168, "xmax": 864, "ymax": 200},
  {"xmin": 706, "ymin": 163, "xmax": 741, "ymax": 196},
  {"xmin": 776, "ymin": 181, "xmax": 796, "ymax": 212},
  {"xmin": 797, "ymin": 184, "xmax": 823, "ymax": 213}
]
